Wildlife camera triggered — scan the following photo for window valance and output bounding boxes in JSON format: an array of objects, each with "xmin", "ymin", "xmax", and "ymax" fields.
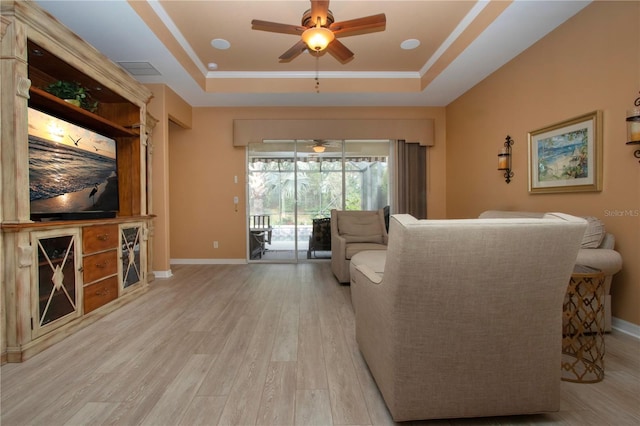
[
  {"xmin": 233, "ymin": 119, "xmax": 434, "ymax": 146},
  {"xmin": 250, "ymin": 156, "xmax": 387, "ymax": 164}
]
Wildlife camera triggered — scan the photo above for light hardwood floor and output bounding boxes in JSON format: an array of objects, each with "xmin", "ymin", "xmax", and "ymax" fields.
[{"xmin": 1, "ymin": 263, "xmax": 639, "ymax": 426}]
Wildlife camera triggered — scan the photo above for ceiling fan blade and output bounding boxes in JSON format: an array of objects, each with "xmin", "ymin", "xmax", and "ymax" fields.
[
  {"xmin": 310, "ymin": 0, "xmax": 330, "ymax": 26},
  {"xmin": 279, "ymin": 40, "xmax": 308, "ymax": 62},
  {"xmin": 251, "ymin": 19, "xmax": 305, "ymax": 35},
  {"xmin": 326, "ymin": 39, "xmax": 353, "ymax": 62},
  {"xmin": 329, "ymin": 13, "xmax": 386, "ymax": 36}
]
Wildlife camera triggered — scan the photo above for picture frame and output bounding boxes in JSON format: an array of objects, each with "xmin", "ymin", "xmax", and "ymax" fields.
[{"xmin": 528, "ymin": 111, "xmax": 602, "ymax": 194}]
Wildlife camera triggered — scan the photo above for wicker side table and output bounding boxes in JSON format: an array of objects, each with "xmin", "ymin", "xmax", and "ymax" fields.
[{"xmin": 561, "ymin": 265, "xmax": 605, "ymax": 383}]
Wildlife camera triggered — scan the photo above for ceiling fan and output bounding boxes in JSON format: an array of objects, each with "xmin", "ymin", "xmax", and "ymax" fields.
[
  {"xmin": 306, "ymin": 139, "xmax": 341, "ymax": 153},
  {"xmin": 251, "ymin": 0, "xmax": 386, "ymax": 63}
]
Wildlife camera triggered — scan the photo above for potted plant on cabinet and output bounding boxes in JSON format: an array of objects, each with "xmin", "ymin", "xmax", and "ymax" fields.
[{"xmin": 44, "ymin": 80, "xmax": 98, "ymax": 112}]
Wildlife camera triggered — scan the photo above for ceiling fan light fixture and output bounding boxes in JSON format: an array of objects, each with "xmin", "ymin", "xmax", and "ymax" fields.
[
  {"xmin": 252, "ymin": 1, "xmax": 385, "ymax": 62},
  {"xmin": 302, "ymin": 25, "xmax": 334, "ymax": 51},
  {"xmin": 312, "ymin": 145, "xmax": 326, "ymax": 153}
]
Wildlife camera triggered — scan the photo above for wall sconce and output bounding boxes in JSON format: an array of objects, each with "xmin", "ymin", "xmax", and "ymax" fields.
[
  {"xmin": 626, "ymin": 92, "xmax": 640, "ymax": 162},
  {"xmin": 498, "ymin": 135, "xmax": 514, "ymax": 183}
]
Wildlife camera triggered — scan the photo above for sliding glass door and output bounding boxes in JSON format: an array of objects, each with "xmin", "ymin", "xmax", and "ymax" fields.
[{"xmin": 247, "ymin": 140, "xmax": 391, "ymax": 262}]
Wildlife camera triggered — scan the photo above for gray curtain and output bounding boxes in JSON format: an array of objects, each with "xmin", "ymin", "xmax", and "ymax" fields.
[{"xmin": 397, "ymin": 140, "xmax": 427, "ymax": 219}]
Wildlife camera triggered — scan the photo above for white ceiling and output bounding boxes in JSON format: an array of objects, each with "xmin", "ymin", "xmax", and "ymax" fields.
[{"xmin": 34, "ymin": 0, "xmax": 591, "ymax": 107}]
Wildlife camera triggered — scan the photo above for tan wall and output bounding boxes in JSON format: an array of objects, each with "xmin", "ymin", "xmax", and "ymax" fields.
[
  {"xmin": 446, "ymin": 1, "xmax": 640, "ymax": 326},
  {"xmin": 168, "ymin": 107, "xmax": 446, "ymax": 261},
  {"xmin": 146, "ymin": 84, "xmax": 192, "ymax": 274},
  {"xmin": 164, "ymin": 87, "xmax": 193, "ymax": 129}
]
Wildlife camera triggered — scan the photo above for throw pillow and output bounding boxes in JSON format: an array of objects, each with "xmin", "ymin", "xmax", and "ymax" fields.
[
  {"xmin": 338, "ymin": 213, "xmax": 381, "ymax": 235},
  {"xmin": 581, "ymin": 216, "xmax": 605, "ymax": 248}
]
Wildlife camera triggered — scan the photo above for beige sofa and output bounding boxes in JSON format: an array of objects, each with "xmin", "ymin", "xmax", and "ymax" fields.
[
  {"xmin": 330, "ymin": 209, "xmax": 388, "ymax": 283},
  {"xmin": 350, "ymin": 213, "xmax": 587, "ymax": 422},
  {"xmin": 479, "ymin": 210, "xmax": 622, "ymax": 331}
]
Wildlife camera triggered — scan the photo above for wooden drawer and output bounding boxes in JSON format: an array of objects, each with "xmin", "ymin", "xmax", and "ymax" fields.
[
  {"xmin": 83, "ymin": 250, "xmax": 117, "ymax": 284},
  {"xmin": 84, "ymin": 276, "xmax": 118, "ymax": 314},
  {"xmin": 83, "ymin": 224, "xmax": 118, "ymax": 254}
]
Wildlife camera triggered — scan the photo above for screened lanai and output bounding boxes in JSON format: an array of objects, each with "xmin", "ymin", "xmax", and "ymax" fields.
[{"xmin": 247, "ymin": 139, "xmax": 392, "ymax": 262}]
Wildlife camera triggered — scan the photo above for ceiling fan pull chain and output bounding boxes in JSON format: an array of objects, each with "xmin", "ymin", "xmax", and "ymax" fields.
[{"xmin": 315, "ymin": 52, "xmax": 320, "ymax": 93}]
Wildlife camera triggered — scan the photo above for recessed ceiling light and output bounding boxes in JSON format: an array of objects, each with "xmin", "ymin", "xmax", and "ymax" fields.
[
  {"xmin": 208, "ymin": 63, "xmax": 218, "ymax": 70},
  {"xmin": 211, "ymin": 38, "xmax": 231, "ymax": 50},
  {"xmin": 401, "ymin": 39, "xmax": 420, "ymax": 50}
]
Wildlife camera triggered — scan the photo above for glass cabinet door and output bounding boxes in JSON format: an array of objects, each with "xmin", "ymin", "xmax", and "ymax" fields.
[
  {"xmin": 31, "ymin": 229, "xmax": 82, "ymax": 337},
  {"xmin": 119, "ymin": 223, "xmax": 144, "ymax": 291}
]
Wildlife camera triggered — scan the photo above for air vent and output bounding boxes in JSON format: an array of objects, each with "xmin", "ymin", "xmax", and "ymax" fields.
[{"xmin": 117, "ymin": 62, "xmax": 161, "ymax": 76}]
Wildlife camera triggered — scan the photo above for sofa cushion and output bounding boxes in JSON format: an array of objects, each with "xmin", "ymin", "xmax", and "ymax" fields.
[
  {"xmin": 480, "ymin": 211, "xmax": 607, "ymax": 249},
  {"xmin": 581, "ymin": 216, "xmax": 606, "ymax": 248},
  {"xmin": 351, "ymin": 250, "xmax": 387, "ymax": 284},
  {"xmin": 343, "ymin": 234, "xmax": 384, "ymax": 244},
  {"xmin": 351, "ymin": 250, "xmax": 387, "ymax": 273}
]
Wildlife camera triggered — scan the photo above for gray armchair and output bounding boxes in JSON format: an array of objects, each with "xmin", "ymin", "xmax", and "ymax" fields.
[
  {"xmin": 330, "ymin": 208, "xmax": 387, "ymax": 283},
  {"xmin": 350, "ymin": 213, "xmax": 587, "ymax": 421}
]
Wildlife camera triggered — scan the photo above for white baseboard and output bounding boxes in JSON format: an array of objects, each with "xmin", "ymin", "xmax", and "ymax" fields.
[
  {"xmin": 611, "ymin": 317, "xmax": 640, "ymax": 339},
  {"xmin": 170, "ymin": 258, "xmax": 247, "ymax": 265},
  {"xmin": 152, "ymin": 269, "xmax": 173, "ymax": 279}
]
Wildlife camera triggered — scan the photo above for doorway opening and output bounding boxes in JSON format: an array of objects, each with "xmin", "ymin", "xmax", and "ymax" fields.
[{"xmin": 247, "ymin": 139, "xmax": 391, "ymax": 262}]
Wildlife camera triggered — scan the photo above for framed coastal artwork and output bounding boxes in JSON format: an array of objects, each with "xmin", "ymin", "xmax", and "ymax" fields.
[{"xmin": 528, "ymin": 111, "xmax": 602, "ymax": 194}]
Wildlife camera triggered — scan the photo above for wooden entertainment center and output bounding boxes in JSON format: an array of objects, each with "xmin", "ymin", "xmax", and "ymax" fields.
[{"xmin": 1, "ymin": 1, "xmax": 154, "ymax": 362}]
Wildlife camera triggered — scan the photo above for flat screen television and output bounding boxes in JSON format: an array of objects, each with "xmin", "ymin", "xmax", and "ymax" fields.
[{"xmin": 28, "ymin": 107, "xmax": 119, "ymax": 221}]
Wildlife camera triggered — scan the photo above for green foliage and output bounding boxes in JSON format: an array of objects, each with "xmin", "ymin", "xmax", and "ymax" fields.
[
  {"xmin": 253, "ymin": 169, "xmax": 384, "ymax": 219},
  {"xmin": 562, "ymin": 144, "xmax": 588, "ymax": 179},
  {"xmin": 44, "ymin": 81, "xmax": 98, "ymax": 112},
  {"xmin": 248, "ymin": 150, "xmax": 390, "ymax": 225}
]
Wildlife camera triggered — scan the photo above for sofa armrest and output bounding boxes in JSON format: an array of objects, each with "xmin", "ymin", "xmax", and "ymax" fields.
[
  {"xmin": 576, "ymin": 248, "xmax": 622, "ymax": 276},
  {"xmin": 330, "ymin": 228, "xmax": 350, "ymax": 282},
  {"xmin": 332, "ymin": 233, "xmax": 347, "ymax": 254}
]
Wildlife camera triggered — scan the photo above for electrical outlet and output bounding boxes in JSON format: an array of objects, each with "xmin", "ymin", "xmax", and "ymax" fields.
[
  {"xmin": 233, "ymin": 196, "xmax": 239, "ymax": 204},
  {"xmin": 213, "ymin": 241, "xmax": 219, "ymax": 249}
]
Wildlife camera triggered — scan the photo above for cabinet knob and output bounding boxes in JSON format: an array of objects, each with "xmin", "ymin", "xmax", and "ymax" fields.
[
  {"xmin": 95, "ymin": 261, "xmax": 109, "ymax": 269},
  {"xmin": 97, "ymin": 234, "xmax": 110, "ymax": 241}
]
